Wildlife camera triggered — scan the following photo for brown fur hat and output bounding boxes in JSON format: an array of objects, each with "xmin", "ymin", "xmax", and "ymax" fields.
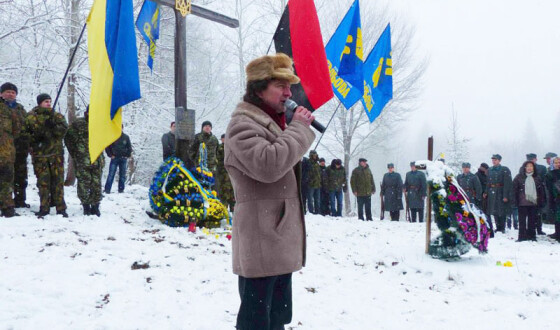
[{"xmin": 245, "ymin": 53, "xmax": 300, "ymax": 84}]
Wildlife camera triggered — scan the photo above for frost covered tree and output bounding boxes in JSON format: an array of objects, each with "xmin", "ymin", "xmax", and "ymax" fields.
[{"xmin": 446, "ymin": 107, "xmax": 471, "ymax": 173}]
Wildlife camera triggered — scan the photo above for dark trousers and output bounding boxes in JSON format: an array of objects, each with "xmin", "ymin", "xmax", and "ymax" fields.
[
  {"xmin": 492, "ymin": 215, "xmax": 506, "ymax": 233},
  {"xmin": 301, "ymin": 185, "xmax": 308, "ymax": 215},
  {"xmin": 357, "ymin": 196, "xmax": 372, "ymax": 220},
  {"xmin": 104, "ymin": 157, "xmax": 127, "ymax": 193},
  {"xmin": 320, "ymin": 189, "xmax": 330, "ymax": 216},
  {"xmin": 307, "ymin": 188, "xmax": 320, "ymax": 214},
  {"xmin": 518, "ymin": 206, "xmax": 537, "ymax": 240},
  {"xmin": 329, "ymin": 190, "xmax": 343, "ymax": 216},
  {"xmin": 411, "ymin": 208, "xmax": 424, "ymax": 222},
  {"xmin": 237, "ymin": 274, "xmax": 292, "ymax": 330},
  {"xmin": 390, "ymin": 211, "xmax": 400, "ymax": 221}
]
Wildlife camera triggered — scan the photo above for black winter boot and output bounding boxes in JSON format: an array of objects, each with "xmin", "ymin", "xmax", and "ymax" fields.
[
  {"xmin": 36, "ymin": 209, "xmax": 49, "ymax": 218},
  {"xmin": 83, "ymin": 204, "xmax": 91, "ymax": 215},
  {"xmin": 1, "ymin": 207, "xmax": 19, "ymax": 218},
  {"xmin": 57, "ymin": 210, "xmax": 69, "ymax": 218},
  {"xmin": 91, "ymin": 204, "xmax": 101, "ymax": 217},
  {"xmin": 14, "ymin": 201, "xmax": 30, "ymax": 208}
]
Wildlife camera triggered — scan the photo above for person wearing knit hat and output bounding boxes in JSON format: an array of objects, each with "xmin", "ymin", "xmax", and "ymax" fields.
[
  {"xmin": 24, "ymin": 93, "xmax": 68, "ymax": 218},
  {"xmin": 189, "ymin": 119, "xmax": 219, "ymax": 173},
  {"xmin": 1, "ymin": 82, "xmax": 30, "ymax": 208},
  {"xmin": 0, "ymin": 86, "xmax": 20, "ymax": 217},
  {"xmin": 225, "ymin": 53, "xmax": 315, "ymax": 330}
]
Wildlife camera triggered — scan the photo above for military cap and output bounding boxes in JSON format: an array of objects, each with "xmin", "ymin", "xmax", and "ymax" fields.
[
  {"xmin": 410, "ymin": 161, "xmax": 416, "ymax": 166},
  {"xmin": 491, "ymin": 154, "xmax": 502, "ymax": 160},
  {"xmin": 319, "ymin": 157, "xmax": 325, "ymax": 162},
  {"xmin": 462, "ymin": 162, "xmax": 471, "ymax": 168},
  {"xmin": 387, "ymin": 163, "xmax": 394, "ymax": 168},
  {"xmin": 480, "ymin": 162, "xmax": 489, "ymax": 169},
  {"xmin": 220, "ymin": 133, "xmax": 225, "ymax": 139},
  {"xmin": 36, "ymin": 93, "xmax": 51, "ymax": 105},
  {"xmin": 526, "ymin": 153, "xmax": 537, "ymax": 160},
  {"xmin": 359, "ymin": 158, "xmax": 367, "ymax": 163},
  {"xmin": 544, "ymin": 152, "xmax": 558, "ymax": 159},
  {"xmin": 1, "ymin": 82, "xmax": 17, "ymax": 94}
]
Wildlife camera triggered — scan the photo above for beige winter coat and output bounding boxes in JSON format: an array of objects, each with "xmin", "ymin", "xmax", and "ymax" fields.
[{"xmin": 225, "ymin": 101, "xmax": 315, "ymax": 278}]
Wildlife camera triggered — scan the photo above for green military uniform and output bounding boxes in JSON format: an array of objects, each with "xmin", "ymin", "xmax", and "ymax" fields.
[
  {"xmin": 189, "ymin": 131, "xmax": 219, "ymax": 171},
  {"xmin": 216, "ymin": 142, "xmax": 235, "ymax": 211},
  {"xmin": 65, "ymin": 116, "xmax": 104, "ymax": 214},
  {"xmin": 0, "ymin": 99, "xmax": 21, "ymax": 216},
  {"xmin": 25, "ymin": 106, "xmax": 68, "ymax": 214},
  {"xmin": 307, "ymin": 151, "xmax": 322, "ymax": 189},
  {"xmin": 10, "ymin": 102, "xmax": 29, "ymax": 207}
]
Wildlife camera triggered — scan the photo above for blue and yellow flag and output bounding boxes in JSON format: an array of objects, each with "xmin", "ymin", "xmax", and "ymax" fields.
[
  {"xmin": 325, "ymin": 0, "xmax": 363, "ymax": 109},
  {"xmin": 135, "ymin": 0, "xmax": 160, "ymax": 71},
  {"xmin": 87, "ymin": 0, "xmax": 141, "ymax": 162},
  {"xmin": 361, "ymin": 24, "xmax": 392, "ymax": 123}
]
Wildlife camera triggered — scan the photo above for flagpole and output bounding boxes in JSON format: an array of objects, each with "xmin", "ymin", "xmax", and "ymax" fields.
[
  {"xmin": 52, "ymin": 22, "xmax": 87, "ymax": 112},
  {"xmin": 313, "ymin": 101, "xmax": 342, "ymax": 150}
]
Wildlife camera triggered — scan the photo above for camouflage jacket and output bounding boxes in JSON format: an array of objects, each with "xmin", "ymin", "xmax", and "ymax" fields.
[
  {"xmin": 327, "ymin": 165, "xmax": 347, "ymax": 192},
  {"xmin": 4, "ymin": 100, "xmax": 29, "ymax": 152},
  {"xmin": 351, "ymin": 165, "xmax": 375, "ymax": 196},
  {"xmin": 308, "ymin": 158, "xmax": 322, "ymax": 189},
  {"xmin": 189, "ymin": 132, "xmax": 219, "ymax": 170},
  {"xmin": 0, "ymin": 99, "xmax": 21, "ymax": 162},
  {"xmin": 25, "ymin": 106, "xmax": 68, "ymax": 158},
  {"xmin": 65, "ymin": 117, "xmax": 104, "ymax": 168}
]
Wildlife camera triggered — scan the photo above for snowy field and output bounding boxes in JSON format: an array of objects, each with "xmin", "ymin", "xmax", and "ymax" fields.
[{"xmin": 1, "ymin": 183, "xmax": 559, "ymax": 330}]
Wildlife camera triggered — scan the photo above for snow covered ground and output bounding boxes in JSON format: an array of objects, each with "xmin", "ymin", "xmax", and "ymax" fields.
[{"xmin": 1, "ymin": 183, "xmax": 559, "ymax": 330}]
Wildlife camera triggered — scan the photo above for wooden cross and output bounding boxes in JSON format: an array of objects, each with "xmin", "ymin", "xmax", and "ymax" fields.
[{"xmin": 152, "ymin": 0, "xmax": 238, "ymax": 166}]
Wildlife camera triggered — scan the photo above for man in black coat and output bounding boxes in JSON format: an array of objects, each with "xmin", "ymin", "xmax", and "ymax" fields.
[
  {"xmin": 319, "ymin": 158, "xmax": 330, "ymax": 216},
  {"xmin": 104, "ymin": 130, "xmax": 132, "ymax": 194},
  {"xmin": 161, "ymin": 121, "xmax": 176, "ymax": 160},
  {"xmin": 404, "ymin": 162, "xmax": 427, "ymax": 222},
  {"xmin": 381, "ymin": 163, "xmax": 403, "ymax": 221}
]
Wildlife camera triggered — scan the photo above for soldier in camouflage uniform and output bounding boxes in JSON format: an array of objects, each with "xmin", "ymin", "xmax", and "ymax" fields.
[
  {"xmin": 1, "ymin": 83, "xmax": 29, "ymax": 208},
  {"xmin": 483, "ymin": 154, "xmax": 513, "ymax": 234},
  {"xmin": 65, "ymin": 107, "xmax": 104, "ymax": 216},
  {"xmin": 0, "ymin": 93, "xmax": 21, "ymax": 217},
  {"xmin": 189, "ymin": 121, "xmax": 219, "ymax": 183},
  {"xmin": 216, "ymin": 134, "xmax": 235, "ymax": 212},
  {"xmin": 351, "ymin": 158, "xmax": 376, "ymax": 221},
  {"xmin": 327, "ymin": 158, "xmax": 346, "ymax": 217},
  {"xmin": 25, "ymin": 94, "xmax": 68, "ymax": 218},
  {"xmin": 307, "ymin": 150, "xmax": 322, "ymax": 214}
]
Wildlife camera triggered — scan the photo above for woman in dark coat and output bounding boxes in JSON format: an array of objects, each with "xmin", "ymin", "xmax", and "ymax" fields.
[{"xmin": 512, "ymin": 161, "xmax": 546, "ymax": 241}]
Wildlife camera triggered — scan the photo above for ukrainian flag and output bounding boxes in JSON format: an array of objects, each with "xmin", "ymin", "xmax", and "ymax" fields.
[{"xmin": 87, "ymin": 0, "xmax": 141, "ymax": 162}]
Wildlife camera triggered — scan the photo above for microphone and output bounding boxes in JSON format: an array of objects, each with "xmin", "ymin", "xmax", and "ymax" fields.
[{"xmin": 284, "ymin": 99, "xmax": 326, "ymax": 133}]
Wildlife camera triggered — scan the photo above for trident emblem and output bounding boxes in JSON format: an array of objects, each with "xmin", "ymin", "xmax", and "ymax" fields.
[{"xmin": 175, "ymin": 0, "xmax": 192, "ymax": 17}]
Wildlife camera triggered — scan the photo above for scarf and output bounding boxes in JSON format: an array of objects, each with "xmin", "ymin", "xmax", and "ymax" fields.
[
  {"xmin": 525, "ymin": 172, "xmax": 537, "ymax": 204},
  {"xmin": 260, "ymin": 103, "xmax": 286, "ymax": 131}
]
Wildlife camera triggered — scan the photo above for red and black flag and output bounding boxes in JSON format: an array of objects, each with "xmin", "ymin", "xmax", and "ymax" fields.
[{"xmin": 273, "ymin": 0, "xmax": 333, "ymax": 111}]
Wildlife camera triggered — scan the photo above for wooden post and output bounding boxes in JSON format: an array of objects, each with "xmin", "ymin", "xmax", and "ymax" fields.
[{"xmin": 426, "ymin": 136, "xmax": 434, "ymax": 254}]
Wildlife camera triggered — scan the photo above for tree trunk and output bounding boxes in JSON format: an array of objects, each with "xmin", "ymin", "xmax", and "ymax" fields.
[
  {"xmin": 64, "ymin": 0, "xmax": 81, "ymax": 186},
  {"xmin": 342, "ymin": 108, "xmax": 352, "ymax": 216}
]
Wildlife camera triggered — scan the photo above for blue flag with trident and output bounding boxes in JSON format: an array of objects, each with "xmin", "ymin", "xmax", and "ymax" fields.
[
  {"xmin": 325, "ymin": 0, "xmax": 364, "ymax": 109},
  {"xmin": 135, "ymin": 0, "xmax": 161, "ymax": 71},
  {"xmin": 361, "ymin": 24, "xmax": 393, "ymax": 123}
]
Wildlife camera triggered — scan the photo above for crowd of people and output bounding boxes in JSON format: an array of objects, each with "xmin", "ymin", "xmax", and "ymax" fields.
[{"xmin": 0, "ymin": 82, "xmax": 134, "ymax": 218}]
